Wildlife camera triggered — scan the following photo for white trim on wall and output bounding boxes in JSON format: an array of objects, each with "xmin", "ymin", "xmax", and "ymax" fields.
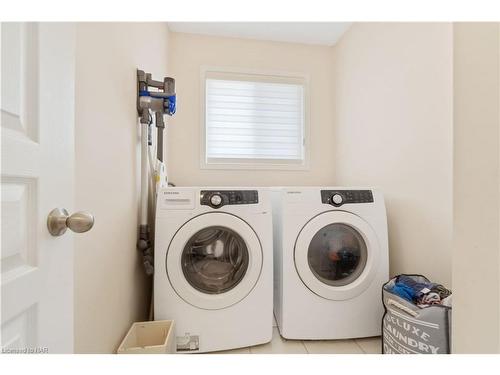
[{"xmin": 199, "ymin": 65, "xmax": 311, "ymax": 171}]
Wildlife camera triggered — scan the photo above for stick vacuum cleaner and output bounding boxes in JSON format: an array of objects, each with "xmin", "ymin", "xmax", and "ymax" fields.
[{"xmin": 136, "ymin": 69, "xmax": 176, "ymax": 275}]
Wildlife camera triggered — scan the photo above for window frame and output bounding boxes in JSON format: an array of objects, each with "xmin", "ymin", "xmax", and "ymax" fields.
[{"xmin": 200, "ymin": 66, "xmax": 310, "ymax": 171}]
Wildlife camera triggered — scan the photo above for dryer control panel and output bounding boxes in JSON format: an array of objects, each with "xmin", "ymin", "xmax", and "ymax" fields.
[
  {"xmin": 321, "ymin": 190, "xmax": 373, "ymax": 207},
  {"xmin": 201, "ymin": 190, "xmax": 259, "ymax": 209}
]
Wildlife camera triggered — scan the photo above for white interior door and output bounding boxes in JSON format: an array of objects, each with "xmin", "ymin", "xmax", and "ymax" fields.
[{"xmin": 1, "ymin": 22, "xmax": 75, "ymax": 353}]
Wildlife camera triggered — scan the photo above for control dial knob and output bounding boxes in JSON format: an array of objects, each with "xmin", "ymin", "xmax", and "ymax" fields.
[
  {"xmin": 210, "ymin": 194, "xmax": 223, "ymax": 206},
  {"xmin": 331, "ymin": 194, "xmax": 343, "ymax": 205}
]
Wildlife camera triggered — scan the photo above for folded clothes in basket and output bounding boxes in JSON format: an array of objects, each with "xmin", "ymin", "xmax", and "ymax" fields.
[{"xmin": 389, "ymin": 275, "xmax": 452, "ymax": 307}]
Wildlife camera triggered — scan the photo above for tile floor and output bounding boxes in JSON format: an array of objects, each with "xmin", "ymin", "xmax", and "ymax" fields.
[{"xmin": 212, "ymin": 316, "xmax": 382, "ymax": 354}]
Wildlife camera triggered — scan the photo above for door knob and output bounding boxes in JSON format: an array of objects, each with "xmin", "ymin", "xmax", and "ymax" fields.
[{"xmin": 47, "ymin": 208, "xmax": 95, "ymax": 236}]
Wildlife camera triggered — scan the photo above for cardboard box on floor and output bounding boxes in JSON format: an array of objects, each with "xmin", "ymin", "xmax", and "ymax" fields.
[{"xmin": 117, "ymin": 320, "xmax": 175, "ymax": 354}]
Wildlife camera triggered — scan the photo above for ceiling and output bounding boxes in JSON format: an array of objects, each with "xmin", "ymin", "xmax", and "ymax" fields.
[{"xmin": 167, "ymin": 22, "xmax": 351, "ymax": 46}]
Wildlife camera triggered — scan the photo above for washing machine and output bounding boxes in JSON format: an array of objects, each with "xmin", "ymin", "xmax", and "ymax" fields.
[
  {"xmin": 272, "ymin": 187, "xmax": 389, "ymax": 340},
  {"xmin": 154, "ymin": 187, "xmax": 273, "ymax": 353}
]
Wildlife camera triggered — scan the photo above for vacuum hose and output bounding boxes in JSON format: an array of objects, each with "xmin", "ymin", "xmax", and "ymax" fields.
[{"xmin": 137, "ymin": 119, "xmax": 154, "ymax": 275}]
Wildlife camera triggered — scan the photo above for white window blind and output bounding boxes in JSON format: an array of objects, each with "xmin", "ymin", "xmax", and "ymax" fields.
[{"xmin": 204, "ymin": 76, "xmax": 305, "ymax": 167}]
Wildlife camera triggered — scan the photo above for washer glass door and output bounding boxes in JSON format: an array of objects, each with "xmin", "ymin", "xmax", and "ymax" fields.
[
  {"xmin": 181, "ymin": 226, "xmax": 249, "ymax": 294},
  {"xmin": 294, "ymin": 211, "xmax": 380, "ymax": 300},
  {"xmin": 167, "ymin": 212, "xmax": 263, "ymax": 310}
]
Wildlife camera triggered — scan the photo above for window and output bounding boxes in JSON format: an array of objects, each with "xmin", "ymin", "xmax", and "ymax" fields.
[{"xmin": 201, "ymin": 68, "xmax": 308, "ymax": 170}]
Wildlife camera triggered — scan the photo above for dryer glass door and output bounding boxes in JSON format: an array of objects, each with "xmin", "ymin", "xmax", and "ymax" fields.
[
  {"xmin": 307, "ymin": 223, "xmax": 368, "ymax": 287},
  {"xmin": 181, "ymin": 226, "xmax": 249, "ymax": 294},
  {"xmin": 294, "ymin": 211, "xmax": 381, "ymax": 301}
]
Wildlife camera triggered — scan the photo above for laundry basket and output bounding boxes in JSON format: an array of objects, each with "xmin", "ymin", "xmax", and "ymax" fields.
[
  {"xmin": 117, "ymin": 320, "xmax": 175, "ymax": 354},
  {"xmin": 382, "ymin": 275, "xmax": 451, "ymax": 354}
]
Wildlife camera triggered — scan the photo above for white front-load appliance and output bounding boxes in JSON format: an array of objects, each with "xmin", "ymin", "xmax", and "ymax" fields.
[
  {"xmin": 155, "ymin": 187, "xmax": 273, "ymax": 353},
  {"xmin": 272, "ymin": 187, "xmax": 389, "ymax": 340}
]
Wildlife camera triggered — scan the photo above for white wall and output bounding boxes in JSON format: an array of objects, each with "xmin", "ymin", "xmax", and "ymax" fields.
[
  {"xmin": 74, "ymin": 22, "xmax": 170, "ymax": 353},
  {"xmin": 167, "ymin": 32, "xmax": 335, "ymax": 186},
  {"xmin": 330, "ymin": 23, "xmax": 453, "ymax": 285},
  {"xmin": 453, "ymin": 23, "xmax": 500, "ymax": 353}
]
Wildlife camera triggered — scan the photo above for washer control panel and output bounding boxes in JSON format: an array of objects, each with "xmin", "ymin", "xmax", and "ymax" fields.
[
  {"xmin": 201, "ymin": 190, "xmax": 259, "ymax": 209},
  {"xmin": 321, "ymin": 190, "xmax": 373, "ymax": 207}
]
